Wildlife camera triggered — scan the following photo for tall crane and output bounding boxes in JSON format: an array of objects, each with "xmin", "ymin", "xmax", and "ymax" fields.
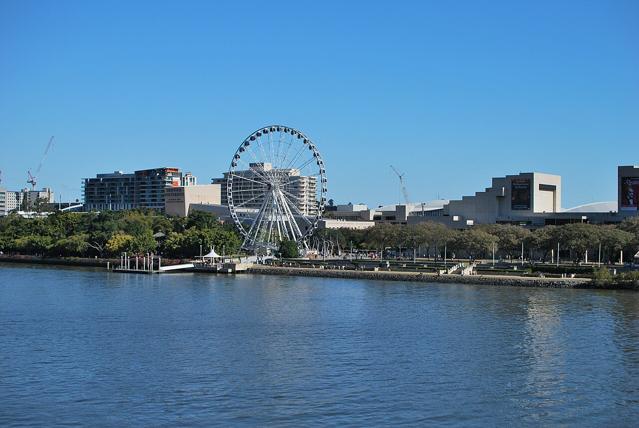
[
  {"xmin": 390, "ymin": 165, "xmax": 410, "ymax": 205},
  {"xmin": 27, "ymin": 136, "xmax": 55, "ymax": 190}
]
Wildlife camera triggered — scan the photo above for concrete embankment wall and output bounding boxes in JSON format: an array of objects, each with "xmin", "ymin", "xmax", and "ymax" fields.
[
  {"xmin": 0, "ymin": 255, "xmax": 184, "ymax": 269},
  {"xmin": 0, "ymin": 255, "xmax": 115, "ymax": 268},
  {"xmin": 3, "ymin": 255, "xmax": 629, "ymax": 290},
  {"xmin": 249, "ymin": 265, "xmax": 593, "ymax": 289}
]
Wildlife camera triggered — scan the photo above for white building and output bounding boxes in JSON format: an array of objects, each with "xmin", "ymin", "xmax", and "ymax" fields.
[
  {"xmin": 0, "ymin": 187, "xmax": 54, "ymax": 216},
  {"xmin": 213, "ymin": 162, "xmax": 318, "ymax": 216},
  {"xmin": 25, "ymin": 188, "xmax": 55, "ymax": 206}
]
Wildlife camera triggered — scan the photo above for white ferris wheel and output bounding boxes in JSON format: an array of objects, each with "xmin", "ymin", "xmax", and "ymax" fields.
[{"xmin": 227, "ymin": 125, "xmax": 327, "ymax": 251}]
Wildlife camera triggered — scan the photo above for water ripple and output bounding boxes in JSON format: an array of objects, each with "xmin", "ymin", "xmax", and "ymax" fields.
[{"xmin": 1, "ymin": 264, "xmax": 638, "ymax": 426}]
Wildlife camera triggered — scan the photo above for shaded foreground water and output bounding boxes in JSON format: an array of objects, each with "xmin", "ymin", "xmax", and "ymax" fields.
[{"xmin": 1, "ymin": 263, "xmax": 638, "ymax": 426}]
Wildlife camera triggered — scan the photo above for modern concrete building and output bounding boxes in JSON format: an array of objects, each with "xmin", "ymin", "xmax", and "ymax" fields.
[
  {"xmin": 24, "ymin": 188, "xmax": 55, "ymax": 206},
  {"xmin": 442, "ymin": 172, "xmax": 562, "ymax": 226},
  {"xmin": 0, "ymin": 188, "xmax": 7, "ymax": 216},
  {"xmin": 181, "ymin": 172, "xmax": 197, "ymax": 187},
  {"xmin": 165, "ymin": 184, "xmax": 221, "ymax": 217},
  {"xmin": 324, "ymin": 201, "xmax": 448, "ymax": 225},
  {"xmin": 213, "ymin": 162, "xmax": 319, "ymax": 216},
  {"xmin": 0, "ymin": 187, "xmax": 54, "ymax": 215},
  {"xmin": 134, "ymin": 167, "xmax": 182, "ymax": 210},
  {"xmin": 83, "ymin": 167, "xmax": 185, "ymax": 212},
  {"xmin": 83, "ymin": 171, "xmax": 136, "ymax": 211},
  {"xmin": 323, "ymin": 167, "xmax": 638, "ymax": 230}
]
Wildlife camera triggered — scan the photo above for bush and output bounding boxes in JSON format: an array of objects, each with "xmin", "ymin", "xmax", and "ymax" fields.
[
  {"xmin": 592, "ymin": 267, "xmax": 613, "ymax": 287},
  {"xmin": 278, "ymin": 239, "xmax": 299, "ymax": 258}
]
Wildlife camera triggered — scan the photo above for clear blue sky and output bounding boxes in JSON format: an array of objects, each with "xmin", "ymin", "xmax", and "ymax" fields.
[{"xmin": 1, "ymin": 0, "xmax": 637, "ymax": 208}]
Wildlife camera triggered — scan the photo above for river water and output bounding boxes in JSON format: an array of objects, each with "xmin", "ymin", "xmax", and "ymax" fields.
[{"xmin": 1, "ymin": 263, "xmax": 638, "ymax": 426}]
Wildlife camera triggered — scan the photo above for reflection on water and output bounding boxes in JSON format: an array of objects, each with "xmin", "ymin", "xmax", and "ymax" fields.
[{"xmin": 0, "ymin": 263, "xmax": 638, "ymax": 426}]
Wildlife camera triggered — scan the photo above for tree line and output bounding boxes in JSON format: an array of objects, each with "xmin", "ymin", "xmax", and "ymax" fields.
[
  {"xmin": 2, "ymin": 209, "xmax": 638, "ymax": 264},
  {"xmin": 314, "ymin": 219, "xmax": 639, "ymax": 263},
  {"xmin": 0, "ymin": 210, "xmax": 242, "ymax": 259}
]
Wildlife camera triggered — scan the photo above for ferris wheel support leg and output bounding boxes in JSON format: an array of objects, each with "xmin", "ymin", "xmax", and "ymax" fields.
[
  {"xmin": 278, "ymin": 190, "xmax": 304, "ymax": 243},
  {"xmin": 274, "ymin": 194, "xmax": 292, "ymax": 242},
  {"xmin": 243, "ymin": 191, "xmax": 271, "ymax": 250}
]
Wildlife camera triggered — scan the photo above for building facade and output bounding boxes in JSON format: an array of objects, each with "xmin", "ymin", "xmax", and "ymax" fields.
[
  {"xmin": 165, "ymin": 184, "xmax": 221, "ymax": 217},
  {"xmin": 0, "ymin": 187, "xmax": 54, "ymax": 216},
  {"xmin": 83, "ymin": 171, "xmax": 136, "ymax": 211},
  {"xmin": 25, "ymin": 188, "xmax": 55, "ymax": 206},
  {"xmin": 134, "ymin": 168, "xmax": 182, "ymax": 210},
  {"xmin": 213, "ymin": 162, "xmax": 318, "ymax": 216},
  {"xmin": 442, "ymin": 172, "xmax": 562, "ymax": 226},
  {"xmin": 0, "ymin": 188, "xmax": 7, "ymax": 216},
  {"xmin": 323, "ymin": 167, "xmax": 638, "ymax": 231},
  {"xmin": 181, "ymin": 172, "xmax": 197, "ymax": 187},
  {"xmin": 83, "ymin": 167, "xmax": 185, "ymax": 212}
]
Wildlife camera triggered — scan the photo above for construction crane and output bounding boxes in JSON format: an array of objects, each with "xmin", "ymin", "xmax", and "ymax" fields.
[
  {"xmin": 390, "ymin": 165, "xmax": 410, "ymax": 205},
  {"xmin": 27, "ymin": 136, "xmax": 55, "ymax": 190}
]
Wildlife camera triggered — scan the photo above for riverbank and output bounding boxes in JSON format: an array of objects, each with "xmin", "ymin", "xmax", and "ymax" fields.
[
  {"xmin": 0, "ymin": 255, "xmax": 182, "ymax": 269},
  {"xmin": 249, "ymin": 265, "xmax": 594, "ymax": 288},
  {"xmin": 0, "ymin": 254, "xmax": 115, "ymax": 268},
  {"xmin": 3, "ymin": 254, "xmax": 637, "ymax": 289}
]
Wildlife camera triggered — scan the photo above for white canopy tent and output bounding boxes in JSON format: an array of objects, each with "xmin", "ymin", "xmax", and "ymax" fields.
[{"xmin": 202, "ymin": 248, "xmax": 221, "ymax": 259}]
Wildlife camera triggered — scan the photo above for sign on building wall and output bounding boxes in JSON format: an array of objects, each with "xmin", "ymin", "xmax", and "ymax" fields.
[
  {"xmin": 511, "ymin": 179, "xmax": 531, "ymax": 210},
  {"xmin": 620, "ymin": 177, "xmax": 639, "ymax": 211}
]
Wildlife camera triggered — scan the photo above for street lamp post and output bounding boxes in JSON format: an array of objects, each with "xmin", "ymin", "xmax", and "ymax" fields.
[
  {"xmin": 492, "ymin": 242, "xmax": 495, "ymax": 266},
  {"xmin": 444, "ymin": 243, "xmax": 448, "ymax": 269},
  {"xmin": 598, "ymin": 242, "xmax": 602, "ymax": 267}
]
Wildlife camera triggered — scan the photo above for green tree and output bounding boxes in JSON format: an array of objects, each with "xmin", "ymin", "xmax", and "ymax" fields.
[
  {"xmin": 600, "ymin": 226, "xmax": 634, "ymax": 264},
  {"xmin": 479, "ymin": 224, "xmax": 531, "ymax": 260},
  {"xmin": 161, "ymin": 227, "xmax": 241, "ymax": 258},
  {"xmin": 365, "ymin": 224, "xmax": 399, "ymax": 255},
  {"xmin": 52, "ymin": 234, "xmax": 89, "ymax": 257},
  {"xmin": 130, "ymin": 231, "xmax": 158, "ymax": 254},
  {"xmin": 558, "ymin": 223, "xmax": 601, "ymax": 262},
  {"xmin": 528, "ymin": 226, "xmax": 560, "ymax": 261},
  {"xmin": 12, "ymin": 235, "xmax": 53, "ymax": 255},
  {"xmin": 278, "ymin": 239, "xmax": 299, "ymax": 258},
  {"xmin": 105, "ymin": 233, "xmax": 135, "ymax": 255},
  {"xmin": 186, "ymin": 211, "xmax": 220, "ymax": 230},
  {"xmin": 451, "ymin": 228, "xmax": 497, "ymax": 259}
]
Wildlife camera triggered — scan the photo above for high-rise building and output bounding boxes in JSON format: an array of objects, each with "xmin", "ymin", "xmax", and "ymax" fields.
[
  {"xmin": 134, "ymin": 168, "xmax": 181, "ymax": 210},
  {"xmin": 181, "ymin": 172, "xmax": 197, "ymax": 187},
  {"xmin": 0, "ymin": 188, "xmax": 7, "ymax": 216},
  {"xmin": 83, "ymin": 171, "xmax": 136, "ymax": 211},
  {"xmin": 83, "ymin": 167, "xmax": 184, "ymax": 212},
  {"xmin": 212, "ymin": 162, "xmax": 318, "ymax": 216},
  {"xmin": 6, "ymin": 191, "xmax": 22, "ymax": 213}
]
